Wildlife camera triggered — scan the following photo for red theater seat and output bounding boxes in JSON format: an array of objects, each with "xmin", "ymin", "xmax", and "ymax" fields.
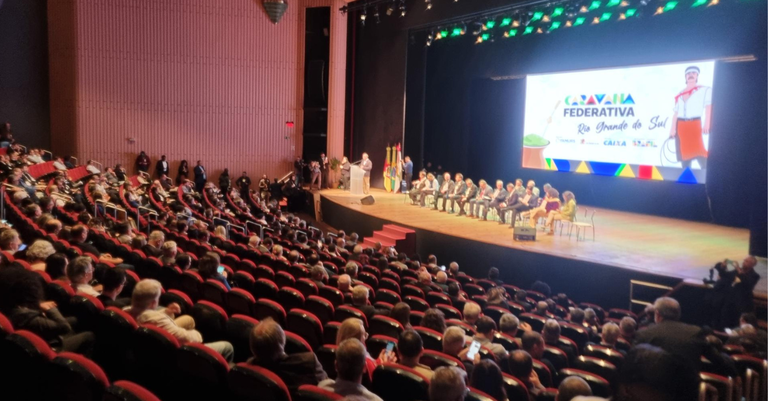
[
  {"xmin": 305, "ymin": 295, "xmax": 335, "ymax": 324},
  {"xmin": 369, "ymin": 315, "xmax": 405, "ymax": 339},
  {"xmin": 335, "ymin": 305, "xmax": 368, "ymax": 328},
  {"xmin": 414, "ymin": 326, "xmax": 443, "ymax": 352},
  {"xmin": 287, "ymin": 309, "xmax": 324, "ymax": 351},
  {"xmin": 228, "ymin": 363, "xmax": 292, "ymax": 401},
  {"xmin": 226, "ymin": 314, "xmax": 260, "ymax": 363},
  {"xmin": 226, "ymin": 288, "xmax": 256, "ymax": 316},
  {"xmin": 177, "ymin": 342, "xmax": 231, "ymax": 398},
  {"xmin": 1, "ymin": 330, "xmax": 57, "ymax": 399},
  {"xmin": 105, "ymin": 381, "xmax": 161, "ymax": 401},
  {"xmin": 191, "ymin": 300, "xmax": 229, "ymax": 342},
  {"xmin": 278, "ymin": 286, "xmax": 306, "ymax": 311},
  {"xmin": 420, "ymin": 349, "xmax": 465, "ymax": 370},
  {"xmin": 371, "ymin": 363, "xmax": 430, "ymax": 401},
  {"xmin": 295, "ymin": 384, "xmax": 344, "ymax": 401},
  {"xmin": 254, "ymin": 299, "xmax": 287, "ymax": 326},
  {"xmin": 253, "ymin": 278, "xmax": 279, "ymax": 301},
  {"xmin": 50, "ymin": 352, "xmax": 110, "ymax": 401}
]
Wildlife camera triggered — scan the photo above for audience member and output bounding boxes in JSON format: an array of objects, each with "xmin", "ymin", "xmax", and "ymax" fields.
[
  {"xmin": 499, "ymin": 313, "xmax": 530, "ymax": 340},
  {"xmin": 318, "ymin": 338, "xmax": 383, "ymax": 401},
  {"xmin": 487, "ymin": 267, "xmax": 504, "ymax": 286},
  {"xmin": 45, "ymin": 253, "xmax": 69, "ymax": 281},
  {"xmin": 521, "ymin": 331, "xmax": 556, "ymax": 377},
  {"xmin": 634, "ymin": 297, "xmax": 725, "ymax": 373},
  {"xmin": 197, "ymin": 254, "xmax": 230, "ymax": 290},
  {"xmin": 26, "ymin": 240, "xmax": 56, "ymax": 271},
  {"xmin": 68, "ymin": 256, "xmax": 101, "ymax": 297},
  {"xmin": 486, "ymin": 287, "xmax": 509, "ymax": 310},
  {"xmin": 0, "ymin": 268, "xmax": 95, "ymax": 354},
  {"xmin": 390, "ymin": 302, "xmax": 412, "ymax": 330},
  {"xmin": 514, "ymin": 290, "xmax": 533, "ymax": 312},
  {"xmin": 543, "ymin": 319, "xmax": 576, "ymax": 363},
  {"xmin": 472, "ymin": 316, "xmax": 508, "ymax": 360},
  {"xmin": 429, "ymin": 366, "xmax": 467, "ymax": 401},
  {"xmin": 397, "ymin": 329, "xmax": 434, "ymax": 379},
  {"xmin": 97, "ymin": 267, "xmax": 129, "ymax": 308},
  {"xmin": 127, "ymin": 279, "xmax": 234, "ymax": 361},
  {"xmin": 613, "ymin": 344, "xmax": 698, "ymax": 401},
  {"xmin": 470, "ymin": 359, "xmax": 507, "ymax": 401},
  {"xmin": 160, "ymin": 241, "xmax": 178, "ymax": 266},
  {"xmin": 557, "ymin": 376, "xmax": 593, "ymax": 401},
  {"xmin": 507, "ymin": 350, "xmax": 545, "ymax": 396},
  {"xmin": 600, "ymin": 322, "xmax": 623, "ymax": 352},
  {"xmin": 420, "ymin": 308, "xmax": 447, "ymax": 334},
  {"xmin": 351, "ymin": 285, "xmax": 376, "ymax": 323},
  {"xmin": 248, "ymin": 317, "xmax": 327, "ymax": 392},
  {"xmin": 619, "ymin": 317, "xmax": 637, "ymax": 344},
  {"xmin": 463, "ymin": 302, "xmax": 481, "ymax": 327}
]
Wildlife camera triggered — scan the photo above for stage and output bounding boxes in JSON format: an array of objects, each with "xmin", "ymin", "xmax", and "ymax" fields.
[{"xmin": 318, "ymin": 189, "xmax": 764, "ymax": 309}]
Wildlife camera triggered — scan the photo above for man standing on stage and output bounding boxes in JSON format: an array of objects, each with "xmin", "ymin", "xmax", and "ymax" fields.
[
  {"xmin": 433, "ymin": 172, "xmax": 455, "ymax": 211},
  {"xmin": 361, "ymin": 152, "xmax": 372, "ymax": 194},
  {"xmin": 310, "ymin": 160, "xmax": 322, "ymax": 190},
  {"xmin": 401, "ymin": 156, "xmax": 414, "ymax": 192},
  {"xmin": 320, "ymin": 153, "xmax": 329, "ymax": 189},
  {"xmin": 294, "ymin": 156, "xmax": 305, "ymax": 187},
  {"xmin": 669, "ymin": 66, "xmax": 712, "ymax": 170}
]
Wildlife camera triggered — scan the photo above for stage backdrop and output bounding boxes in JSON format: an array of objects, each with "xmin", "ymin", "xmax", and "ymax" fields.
[{"xmin": 523, "ymin": 61, "xmax": 715, "ymax": 184}]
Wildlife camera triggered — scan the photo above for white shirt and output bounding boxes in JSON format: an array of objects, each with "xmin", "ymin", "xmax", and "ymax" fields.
[
  {"xmin": 423, "ymin": 178, "xmax": 438, "ymax": 192},
  {"xmin": 75, "ymin": 283, "xmax": 101, "ymax": 297},
  {"xmin": 673, "ymin": 85, "xmax": 712, "ymax": 119}
]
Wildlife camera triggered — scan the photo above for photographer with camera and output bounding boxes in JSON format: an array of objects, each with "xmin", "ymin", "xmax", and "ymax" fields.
[{"xmin": 707, "ymin": 256, "xmax": 760, "ymax": 330}]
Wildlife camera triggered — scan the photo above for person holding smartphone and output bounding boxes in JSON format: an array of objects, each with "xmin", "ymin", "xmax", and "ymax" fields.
[{"xmin": 198, "ymin": 254, "xmax": 231, "ymax": 290}]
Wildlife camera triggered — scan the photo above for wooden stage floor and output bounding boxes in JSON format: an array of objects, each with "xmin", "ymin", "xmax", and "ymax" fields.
[{"xmin": 319, "ymin": 189, "xmax": 765, "ymax": 295}]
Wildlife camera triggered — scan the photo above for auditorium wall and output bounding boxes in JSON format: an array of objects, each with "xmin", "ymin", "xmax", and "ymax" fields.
[
  {"xmin": 48, "ymin": 0, "xmax": 347, "ymax": 181},
  {"xmin": 0, "ymin": 0, "xmax": 51, "ymax": 151}
]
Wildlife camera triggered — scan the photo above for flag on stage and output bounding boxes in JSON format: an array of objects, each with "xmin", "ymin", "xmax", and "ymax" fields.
[
  {"xmin": 394, "ymin": 143, "xmax": 402, "ymax": 193},
  {"xmin": 383, "ymin": 145, "xmax": 393, "ymax": 192}
]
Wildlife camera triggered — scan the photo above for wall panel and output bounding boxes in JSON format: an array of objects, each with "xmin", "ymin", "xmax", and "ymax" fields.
[{"xmin": 48, "ymin": 0, "xmax": 347, "ymax": 181}]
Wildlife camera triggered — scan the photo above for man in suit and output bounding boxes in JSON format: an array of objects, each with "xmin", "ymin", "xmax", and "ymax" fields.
[
  {"xmin": 443, "ymin": 173, "xmax": 466, "ymax": 213},
  {"xmin": 193, "ymin": 160, "xmax": 206, "ymax": 192},
  {"xmin": 432, "ymin": 172, "xmax": 455, "ymax": 211},
  {"xmin": 455, "ymin": 178, "xmax": 477, "ymax": 216},
  {"xmin": 506, "ymin": 185, "xmax": 539, "ymax": 227},
  {"xmin": 468, "ymin": 179, "xmax": 492, "ymax": 219},
  {"xmin": 634, "ymin": 297, "xmax": 728, "ymax": 373},
  {"xmin": 409, "ymin": 171, "xmax": 427, "ymax": 204},
  {"xmin": 418, "ymin": 173, "xmax": 438, "ymax": 207},
  {"xmin": 155, "ymin": 155, "xmax": 169, "ymax": 178},
  {"xmin": 480, "ymin": 180, "xmax": 508, "ymax": 221},
  {"xmin": 401, "ymin": 156, "xmax": 414, "ymax": 192},
  {"xmin": 496, "ymin": 180, "xmax": 522, "ymax": 224},
  {"xmin": 360, "ymin": 152, "xmax": 372, "ymax": 194},
  {"xmin": 320, "ymin": 153, "xmax": 329, "ymax": 189},
  {"xmin": 248, "ymin": 318, "xmax": 328, "ymax": 392},
  {"xmin": 142, "ymin": 230, "xmax": 165, "ymax": 258}
]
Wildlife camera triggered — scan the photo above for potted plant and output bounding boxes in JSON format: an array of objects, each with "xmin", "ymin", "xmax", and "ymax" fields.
[{"xmin": 329, "ymin": 157, "xmax": 341, "ymax": 188}]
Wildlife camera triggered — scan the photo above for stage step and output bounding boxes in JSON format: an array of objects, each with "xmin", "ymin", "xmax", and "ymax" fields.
[{"xmin": 362, "ymin": 224, "xmax": 416, "ymax": 256}]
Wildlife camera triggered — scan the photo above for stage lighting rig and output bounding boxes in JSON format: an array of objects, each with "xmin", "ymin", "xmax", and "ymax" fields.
[
  {"xmin": 386, "ymin": 1, "xmax": 395, "ymax": 15},
  {"xmin": 360, "ymin": 7, "xmax": 367, "ymax": 25},
  {"xmin": 425, "ymin": 0, "xmax": 432, "ymax": 10},
  {"xmin": 373, "ymin": 6, "xmax": 381, "ymax": 23},
  {"xmin": 399, "ymin": 0, "xmax": 406, "ymax": 17},
  {"xmin": 426, "ymin": 30, "xmax": 434, "ymax": 46}
]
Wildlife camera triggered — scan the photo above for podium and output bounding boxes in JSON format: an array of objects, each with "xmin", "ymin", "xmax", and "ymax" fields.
[{"xmin": 350, "ymin": 165, "xmax": 365, "ymax": 195}]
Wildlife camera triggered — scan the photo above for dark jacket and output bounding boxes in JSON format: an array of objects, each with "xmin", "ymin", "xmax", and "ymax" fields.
[
  {"xmin": 634, "ymin": 320, "xmax": 726, "ymax": 372},
  {"xmin": 142, "ymin": 244, "xmax": 163, "ymax": 258},
  {"xmin": 8, "ymin": 306, "xmax": 72, "ymax": 346},
  {"xmin": 248, "ymin": 352, "xmax": 328, "ymax": 393}
]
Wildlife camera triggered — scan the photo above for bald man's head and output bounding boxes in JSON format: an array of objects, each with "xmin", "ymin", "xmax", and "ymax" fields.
[{"xmin": 557, "ymin": 376, "xmax": 593, "ymax": 401}]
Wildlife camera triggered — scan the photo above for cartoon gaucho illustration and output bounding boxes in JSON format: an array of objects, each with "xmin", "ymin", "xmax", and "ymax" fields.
[{"xmin": 669, "ymin": 66, "xmax": 712, "ymax": 169}]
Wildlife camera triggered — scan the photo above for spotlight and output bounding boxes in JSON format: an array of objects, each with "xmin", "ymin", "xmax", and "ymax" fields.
[
  {"xmin": 373, "ymin": 6, "xmax": 380, "ymax": 23},
  {"xmin": 425, "ymin": 0, "xmax": 432, "ymax": 10},
  {"xmin": 426, "ymin": 31, "xmax": 434, "ymax": 46},
  {"xmin": 360, "ymin": 8, "xmax": 367, "ymax": 25},
  {"xmin": 399, "ymin": 0, "xmax": 406, "ymax": 17},
  {"xmin": 386, "ymin": 1, "xmax": 395, "ymax": 15},
  {"xmin": 592, "ymin": 16, "xmax": 600, "ymax": 23}
]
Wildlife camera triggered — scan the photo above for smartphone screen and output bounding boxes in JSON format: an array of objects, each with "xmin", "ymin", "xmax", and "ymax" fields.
[
  {"xmin": 466, "ymin": 340, "xmax": 481, "ymax": 360},
  {"xmin": 217, "ymin": 266, "xmax": 225, "ymax": 274},
  {"xmin": 18, "ymin": 244, "xmax": 27, "ymax": 251},
  {"xmin": 386, "ymin": 342, "xmax": 395, "ymax": 353}
]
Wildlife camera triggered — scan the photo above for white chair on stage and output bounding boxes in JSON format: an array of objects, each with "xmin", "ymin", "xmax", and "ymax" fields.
[{"xmin": 570, "ymin": 208, "xmax": 596, "ymax": 241}]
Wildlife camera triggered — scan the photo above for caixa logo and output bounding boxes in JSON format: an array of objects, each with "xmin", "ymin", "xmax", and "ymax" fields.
[
  {"xmin": 564, "ymin": 94, "xmax": 636, "ymax": 106},
  {"xmin": 603, "ymin": 139, "xmax": 627, "ymax": 146}
]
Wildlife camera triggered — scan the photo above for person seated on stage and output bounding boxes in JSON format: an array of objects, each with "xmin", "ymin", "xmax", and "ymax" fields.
[
  {"xmin": 432, "ymin": 172, "xmax": 455, "ymax": 211},
  {"xmin": 453, "ymin": 178, "xmax": 476, "ymax": 216},
  {"xmin": 527, "ymin": 180, "xmax": 540, "ymax": 197},
  {"xmin": 417, "ymin": 173, "xmax": 439, "ymax": 207},
  {"xmin": 545, "ymin": 191, "xmax": 576, "ymax": 235},
  {"xmin": 479, "ymin": 180, "xmax": 508, "ymax": 221},
  {"xmin": 443, "ymin": 173, "xmax": 466, "ymax": 213},
  {"xmin": 409, "ymin": 171, "xmax": 427, "ymax": 204},
  {"xmin": 506, "ymin": 184, "xmax": 539, "ymax": 227},
  {"xmin": 468, "ymin": 180, "xmax": 492, "ymax": 219},
  {"xmin": 523, "ymin": 187, "xmax": 560, "ymax": 229},
  {"xmin": 497, "ymin": 179, "xmax": 524, "ymax": 225}
]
